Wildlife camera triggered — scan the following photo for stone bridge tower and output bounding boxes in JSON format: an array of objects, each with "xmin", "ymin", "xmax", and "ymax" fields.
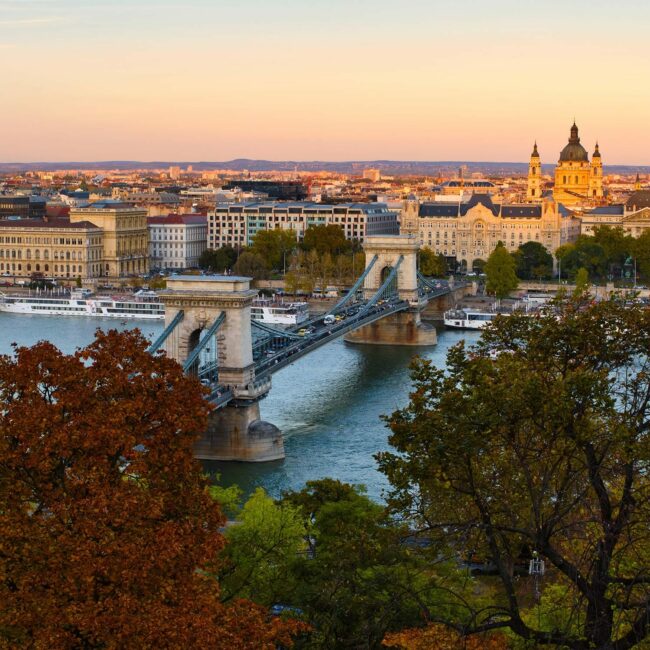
[
  {"xmin": 159, "ymin": 275, "xmax": 282, "ymax": 463},
  {"xmin": 345, "ymin": 235, "xmax": 437, "ymax": 346}
]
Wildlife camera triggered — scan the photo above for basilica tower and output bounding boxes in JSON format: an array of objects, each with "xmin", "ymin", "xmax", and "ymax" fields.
[
  {"xmin": 589, "ymin": 143, "xmax": 604, "ymax": 200},
  {"xmin": 527, "ymin": 142, "xmax": 542, "ymax": 201}
]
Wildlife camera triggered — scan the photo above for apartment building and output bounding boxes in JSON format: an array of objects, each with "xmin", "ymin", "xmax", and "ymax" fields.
[
  {"xmin": 209, "ymin": 201, "xmax": 398, "ymax": 248},
  {"xmin": 148, "ymin": 213, "xmax": 207, "ymax": 270}
]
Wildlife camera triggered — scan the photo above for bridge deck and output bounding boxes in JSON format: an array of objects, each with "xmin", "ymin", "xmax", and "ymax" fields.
[{"xmin": 203, "ymin": 280, "xmax": 464, "ymax": 408}]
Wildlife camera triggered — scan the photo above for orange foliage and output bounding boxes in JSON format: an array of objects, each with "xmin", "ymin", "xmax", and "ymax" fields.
[
  {"xmin": 0, "ymin": 330, "xmax": 305, "ymax": 648},
  {"xmin": 384, "ymin": 624, "xmax": 510, "ymax": 650}
]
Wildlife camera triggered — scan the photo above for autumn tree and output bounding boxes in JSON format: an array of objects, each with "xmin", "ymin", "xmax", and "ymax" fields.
[
  {"xmin": 485, "ymin": 241, "xmax": 518, "ymax": 299},
  {"xmin": 418, "ymin": 247, "xmax": 447, "ymax": 277},
  {"xmin": 302, "ymin": 224, "xmax": 350, "ymax": 256},
  {"xmin": 250, "ymin": 228, "xmax": 296, "ymax": 271},
  {"xmin": 378, "ymin": 297, "xmax": 650, "ymax": 649},
  {"xmin": 0, "ymin": 330, "xmax": 302, "ymax": 649},
  {"xmin": 233, "ymin": 250, "xmax": 269, "ymax": 279}
]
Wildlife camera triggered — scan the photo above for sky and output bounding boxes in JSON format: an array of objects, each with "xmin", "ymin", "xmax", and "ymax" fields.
[{"xmin": 2, "ymin": 0, "xmax": 650, "ymax": 164}]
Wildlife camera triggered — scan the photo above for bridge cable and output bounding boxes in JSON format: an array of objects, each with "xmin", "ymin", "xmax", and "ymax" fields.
[
  {"xmin": 358, "ymin": 255, "xmax": 404, "ymax": 315},
  {"xmin": 251, "ymin": 320, "xmax": 304, "ymax": 340},
  {"xmin": 147, "ymin": 309, "xmax": 185, "ymax": 354},
  {"xmin": 326, "ymin": 254, "xmax": 378, "ymax": 315},
  {"xmin": 182, "ymin": 311, "xmax": 226, "ymax": 374}
]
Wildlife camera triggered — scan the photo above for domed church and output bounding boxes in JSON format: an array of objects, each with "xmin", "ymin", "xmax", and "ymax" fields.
[{"xmin": 527, "ymin": 122, "xmax": 604, "ymax": 206}]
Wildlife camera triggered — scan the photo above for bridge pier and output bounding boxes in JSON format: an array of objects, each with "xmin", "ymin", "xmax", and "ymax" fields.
[
  {"xmin": 196, "ymin": 402, "xmax": 285, "ymax": 462},
  {"xmin": 160, "ymin": 275, "xmax": 285, "ymax": 463},
  {"xmin": 344, "ymin": 309, "xmax": 437, "ymax": 346}
]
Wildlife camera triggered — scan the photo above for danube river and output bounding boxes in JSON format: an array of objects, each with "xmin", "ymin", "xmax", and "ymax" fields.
[{"xmin": 0, "ymin": 312, "xmax": 480, "ymax": 501}]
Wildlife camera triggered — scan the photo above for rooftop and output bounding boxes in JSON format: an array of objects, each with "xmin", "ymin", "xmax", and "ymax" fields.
[{"xmin": 0, "ymin": 218, "xmax": 100, "ymax": 229}]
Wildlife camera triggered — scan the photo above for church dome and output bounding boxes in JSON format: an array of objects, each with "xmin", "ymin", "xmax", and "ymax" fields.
[
  {"xmin": 531, "ymin": 142, "xmax": 539, "ymax": 158},
  {"xmin": 559, "ymin": 122, "xmax": 589, "ymax": 162}
]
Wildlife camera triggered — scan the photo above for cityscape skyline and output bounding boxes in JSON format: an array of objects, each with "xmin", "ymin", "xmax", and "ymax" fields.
[{"xmin": 3, "ymin": 0, "xmax": 650, "ymax": 163}]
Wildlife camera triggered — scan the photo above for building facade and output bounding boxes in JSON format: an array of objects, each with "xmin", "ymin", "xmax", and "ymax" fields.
[
  {"xmin": 0, "ymin": 195, "xmax": 47, "ymax": 220},
  {"xmin": 209, "ymin": 201, "xmax": 399, "ymax": 249},
  {"xmin": 148, "ymin": 214, "xmax": 208, "ymax": 270},
  {"xmin": 400, "ymin": 194, "xmax": 580, "ymax": 271},
  {"xmin": 580, "ymin": 190, "xmax": 650, "ymax": 237},
  {"xmin": 0, "ymin": 219, "xmax": 104, "ymax": 280},
  {"xmin": 70, "ymin": 202, "xmax": 149, "ymax": 279}
]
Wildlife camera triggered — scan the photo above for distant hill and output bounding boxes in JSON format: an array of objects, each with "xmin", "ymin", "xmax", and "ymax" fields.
[{"xmin": 1, "ymin": 159, "xmax": 649, "ymax": 176}]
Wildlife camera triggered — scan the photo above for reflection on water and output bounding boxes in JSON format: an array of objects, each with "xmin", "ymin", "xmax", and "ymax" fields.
[{"xmin": 0, "ymin": 312, "xmax": 479, "ymax": 501}]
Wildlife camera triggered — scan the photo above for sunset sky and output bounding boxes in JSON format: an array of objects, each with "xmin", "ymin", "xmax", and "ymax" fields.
[{"xmin": 2, "ymin": 0, "xmax": 650, "ymax": 164}]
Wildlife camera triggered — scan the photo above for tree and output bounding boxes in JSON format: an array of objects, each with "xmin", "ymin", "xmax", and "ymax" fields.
[
  {"xmin": 574, "ymin": 266, "xmax": 590, "ymax": 294},
  {"xmin": 276, "ymin": 480, "xmax": 461, "ymax": 649},
  {"xmin": 302, "ymin": 225, "xmax": 350, "ymax": 257},
  {"xmin": 557, "ymin": 238, "xmax": 608, "ymax": 281},
  {"xmin": 419, "ymin": 247, "xmax": 447, "ymax": 277},
  {"xmin": 199, "ymin": 246, "xmax": 237, "ymax": 273},
  {"xmin": 632, "ymin": 230, "xmax": 650, "ymax": 280},
  {"xmin": 378, "ymin": 297, "xmax": 650, "ymax": 649},
  {"xmin": 218, "ymin": 488, "xmax": 306, "ymax": 606},
  {"xmin": 591, "ymin": 226, "xmax": 634, "ymax": 275},
  {"xmin": 251, "ymin": 229, "xmax": 296, "ymax": 271},
  {"xmin": 0, "ymin": 331, "xmax": 303, "ymax": 648},
  {"xmin": 512, "ymin": 241, "xmax": 553, "ymax": 280},
  {"xmin": 384, "ymin": 624, "xmax": 509, "ymax": 649},
  {"xmin": 555, "ymin": 243, "xmax": 575, "ymax": 281},
  {"xmin": 234, "ymin": 251, "xmax": 269, "ymax": 279},
  {"xmin": 484, "ymin": 242, "xmax": 518, "ymax": 299}
]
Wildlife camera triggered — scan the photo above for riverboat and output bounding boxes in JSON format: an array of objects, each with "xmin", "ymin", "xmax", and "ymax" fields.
[
  {"xmin": 251, "ymin": 295, "xmax": 309, "ymax": 327},
  {"xmin": 443, "ymin": 308, "xmax": 500, "ymax": 330},
  {"xmin": 0, "ymin": 288, "xmax": 165, "ymax": 320}
]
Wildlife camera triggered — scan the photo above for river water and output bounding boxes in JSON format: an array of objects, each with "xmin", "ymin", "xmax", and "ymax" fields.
[{"xmin": 0, "ymin": 313, "xmax": 479, "ymax": 501}]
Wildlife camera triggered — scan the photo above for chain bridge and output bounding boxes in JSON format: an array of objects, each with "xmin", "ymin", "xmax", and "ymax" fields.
[{"xmin": 149, "ymin": 235, "xmax": 472, "ymax": 462}]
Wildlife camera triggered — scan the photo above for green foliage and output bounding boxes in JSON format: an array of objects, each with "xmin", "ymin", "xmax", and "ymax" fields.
[
  {"xmin": 379, "ymin": 296, "xmax": 650, "ymax": 649},
  {"xmin": 419, "ymin": 247, "xmax": 448, "ymax": 277},
  {"xmin": 302, "ymin": 225, "xmax": 350, "ymax": 256},
  {"xmin": 233, "ymin": 251, "xmax": 269, "ymax": 279},
  {"xmin": 512, "ymin": 241, "xmax": 553, "ymax": 280},
  {"xmin": 198, "ymin": 246, "xmax": 237, "ymax": 272},
  {"xmin": 250, "ymin": 229, "xmax": 296, "ymax": 270},
  {"xmin": 219, "ymin": 488, "xmax": 306, "ymax": 606},
  {"xmin": 485, "ymin": 242, "xmax": 518, "ymax": 299},
  {"xmin": 208, "ymin": 482, "xmax": 243, "ymax": 520},
  {"xmin": 220, "ymin": 479, "xmax": 471, "ymax": 649},
  {"xmin": 574, "ymin": 267, "xmax": 590, "ymax": 294}
]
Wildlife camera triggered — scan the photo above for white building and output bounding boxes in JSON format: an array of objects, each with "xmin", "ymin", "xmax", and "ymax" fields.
[
  {"xmin": 209, "ymin": 201, "xmax": 399, "ymax": 248},
  {"xmin": 148, "ymin": 214, "xmax": 207, "ymax": 270}
]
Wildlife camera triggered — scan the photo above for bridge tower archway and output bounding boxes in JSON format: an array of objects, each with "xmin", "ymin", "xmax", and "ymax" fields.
[{"xmin": 361, "ymin": 235, "xmax": 420, "ymax": 304}]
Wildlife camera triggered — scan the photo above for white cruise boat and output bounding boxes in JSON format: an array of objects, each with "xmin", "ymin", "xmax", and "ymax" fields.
[
  {"xmin": 444, "ymin": 308, "xmax": 499, "ymax": 330},
  {"xmin": 0, "ymin": 289, "xmax": 164, "ymax": 320},
  {"xmin": 251, "ymin": 295, "xmax": 309, "ymax": 327}
]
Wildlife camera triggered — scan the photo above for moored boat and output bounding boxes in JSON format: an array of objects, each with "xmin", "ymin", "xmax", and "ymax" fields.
[
  {"xmin": 0, "ymin": 288, "xmax": 165, "ymax": 320},
  {"xmin": 251, "ymin": 295, "xmax": 309, "ymax": 327}
]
